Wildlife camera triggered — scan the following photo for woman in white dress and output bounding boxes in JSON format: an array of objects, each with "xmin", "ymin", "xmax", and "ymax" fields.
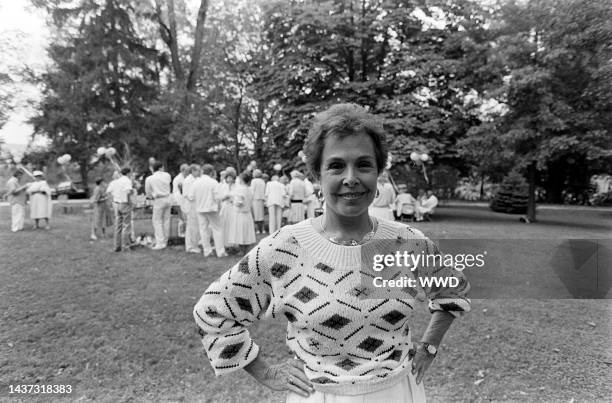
[
  {"xmin": 27, "ymin": 170, "xmax": 53, "ymax": 230},
  {"xmin": 369, "ymin": 171, "xmax": 396, "ymax": 221},
  {"xmin": 226, "ymin": 172, "xmax": 256, "ymax": 252},
  {"xmin": 288, "ymin": 170, "xmax": 307, "ymax": 223},
  {"xmin": 219, "ymin": 170, "xmax": 237, "ymax": 247}
]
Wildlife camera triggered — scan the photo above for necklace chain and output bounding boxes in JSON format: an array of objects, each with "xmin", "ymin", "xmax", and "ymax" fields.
[{"xmin": 320, "ymin": 216, "xmax": 376, "ymax": 246}]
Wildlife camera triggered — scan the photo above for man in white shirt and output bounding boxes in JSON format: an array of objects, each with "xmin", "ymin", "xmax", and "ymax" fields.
[
  {"xmin": 303, "ymin": 175, "xmax": 316, "ymax": 219},
  {"xmin": 250, "ymin": 169, "xmax": 266, "ymax": 234},
  {"xmin": 182, "ymin": 164, "xmax": 201, "ymax": 253},
  {"xmin": 145, "ymin": 161, "xmax": 172, "ymax": 250},
  {"xmin": 265, "ymin": 175, "xmax": 287, "ymax": 233},
  {"xmin": 107, "ymin": 167, "xmax": 134, "ymax": 252},
  {"xmin": 186, "ymin": 164, "xmax": 226, "ymax": 257},
  {"xmin": 6, "ymin": 169, "xmax": 28, "ymax": 232},
  {"xmin": 172, "ymin": 163, "xmax": 189, "ymax": 237}
]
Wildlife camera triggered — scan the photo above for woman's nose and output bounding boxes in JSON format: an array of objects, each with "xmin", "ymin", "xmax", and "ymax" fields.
[{"xmin": 342, "ymin": 167, "xmax": 359, "ymax": 187}]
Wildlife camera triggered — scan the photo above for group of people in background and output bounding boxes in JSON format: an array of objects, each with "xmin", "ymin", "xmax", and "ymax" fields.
[
  {"xmin": 170, "ymin": 163, "xmax": 323, "ymax": 257},
  {"xmin": 6, "ymin": 159, "xmax": 439, "ymax": 250},
  {"xmin": 6, "ymin": 168, "xmax": 53, "ymax": 232},
  {"xmin": 369, "ymin": 172, "xmax": 439, "ymax": 222},
  {"xmin": 87, "ymin": 160, "xmax": 324, "ymax": 256}
]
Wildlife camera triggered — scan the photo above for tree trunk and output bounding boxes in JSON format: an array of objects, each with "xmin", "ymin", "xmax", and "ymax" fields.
[
  {"xmin": 79, "ymin": 159, "xmax": 89, "ymax": 193},
  {"xmin": 232, "ymin": 95, "xmax": 243, "ymax": 171},
  {"xmin": 186, "ymin": 0, "xmax": 209, "ymax": 91},
  {"xmin": 480, "ymin": 171, "xmax": 485, "ymax": 200},
  {"xmin": 526, "ymin": 162, "xmax": 537, "ymax": 222},
  {"xmin": 254, "ymin": 100, "xmax": 265, "ymax": 163},
  {"xmin": 156, "ymin": 0, "xmax": 184, "ymax": 83},
  {"xmin": 360, "ymin": 0, "xmax": 367, "ymax": 81},
  {"xmin": 347, "ymin": 1, "xmax": 355, "ymax": 81}
]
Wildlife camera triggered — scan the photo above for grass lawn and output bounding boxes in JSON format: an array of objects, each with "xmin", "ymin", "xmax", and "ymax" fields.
[{"xmin": 1, "ymin": 204, "xmax": 611, "ymax": 402}]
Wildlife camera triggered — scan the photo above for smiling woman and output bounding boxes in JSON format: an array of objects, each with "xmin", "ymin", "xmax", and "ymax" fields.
[
  {"xmin": 193, "ymin": 103, "xmax": 471, "ymax": 403},
  {"xmin": 304, "ymin": 104, "xmax": 385, "ymax": 244}
]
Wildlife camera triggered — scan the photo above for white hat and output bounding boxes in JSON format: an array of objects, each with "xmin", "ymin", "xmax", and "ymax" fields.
[{"xmin": 33, "ymin": 170, "xmax": 44, "ymax": 177}]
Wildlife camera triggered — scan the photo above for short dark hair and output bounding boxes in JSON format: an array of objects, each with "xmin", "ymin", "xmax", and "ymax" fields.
[
  {"xmin": 121, "ymin": 167, "xmax": 131, "ymax": 175},
  {"xmin": 239, "ymin": 171, "xmax": 252, "ymax": 185},
  {"xmin": 304, "ymin": 103, "xmax": 388, "ymax": 179},
  {"xmin": 153, "ymin": 161, "xmax": 164, "ymax": 171},
  {"xmin": 201, "ymin": 164, "xmax": 215, "ymax": 176}
]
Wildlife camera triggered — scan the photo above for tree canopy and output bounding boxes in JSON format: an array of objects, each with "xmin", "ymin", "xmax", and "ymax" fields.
[{"xmin": 21, "ymin": 0, "xmax": 611, "ymax": 210}]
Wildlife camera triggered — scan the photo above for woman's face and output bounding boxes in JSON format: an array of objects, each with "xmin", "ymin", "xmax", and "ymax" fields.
[
  {"xmin": 319, "ymin": 132, "xmax": 379, "ymax": 218},
  {"xmin": 226, "ymin": 175, "xmax": 235, "ymax": 185}
]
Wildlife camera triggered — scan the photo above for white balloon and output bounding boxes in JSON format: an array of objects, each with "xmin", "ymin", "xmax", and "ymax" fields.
[
  {"xmin": 298, "ymin": 150, "xmax": 305, "ymax": 158},
  {"xmin": 64, "ymin": 154, "xmax": 72, "ymax": 162},
  {"xmin": 97, "ymin": 147, "xmax": 107, "ymax": 156},
  {"xmin": 106, "ymin": 147, "xmax": 117, "ymax": 157},
  {"xmin": 410, "ymin": 152, "xmax": 420, "ymax": 162},
  {"xmin": 273, "ymin": 164, "xmax": 282, "ymax": 171},
  {"xmin": 420, "ymin": 153, "xmax": 429, "ymax": 162},
  {"xmin": 57, "ymin": 156, "xmax": 64, "ymax": 165},
  {"xmin": 301, "ymin": 155, "xmax": 307, "ymax": 163}
]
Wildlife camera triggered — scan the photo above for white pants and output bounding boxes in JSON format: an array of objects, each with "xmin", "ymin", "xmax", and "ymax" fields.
[
  {"xmin": 415, "ymin": 206, "xmax": 434, "ymax": 220},
  {"xmin": 268, "ymin": 205, "xmax": 283, "ymax": 233},
  {"xmin": 286, "ymin": 373, "xmax": 426, "ymax": 403},
  {"xmin": 152, "ymin": 196, "xmax": 172, "ymax": 247},
  {"xmin": 185, "ymin": 205, "xmax": 201, "ymax": 252},
  {"xmin": 11, "ymin": 204, "xmax": 25, "ymax": 232},
  {"xmin": 305, "ymin": 201, "xmax": 316, "ymax": 219},
  {"xmin": 197, "ymin": 212, "xmax": 225, "ymax": 256}
]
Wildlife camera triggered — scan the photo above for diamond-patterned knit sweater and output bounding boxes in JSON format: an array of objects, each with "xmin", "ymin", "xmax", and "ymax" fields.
[{"xmin": 193, "ymin": 218, "xmax": 471, "ymax": 395}]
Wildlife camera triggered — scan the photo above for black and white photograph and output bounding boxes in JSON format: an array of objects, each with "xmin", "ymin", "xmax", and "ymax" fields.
[{"xmin": 1, "ymin": 0, "xmax": 610, "ymax": 401}]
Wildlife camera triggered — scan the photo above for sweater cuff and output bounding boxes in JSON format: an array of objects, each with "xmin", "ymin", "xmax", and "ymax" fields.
[
  {"xmin": 428, "ymin": 297, "xmax": 471, "ymax": 318},
  {"xmin": 203, "ymin": 336, "xmax": 260, "ymax": 376}
]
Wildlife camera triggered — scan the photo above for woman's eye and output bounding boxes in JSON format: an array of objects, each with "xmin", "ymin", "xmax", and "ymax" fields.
[
  {"xmin": 328, "ymin": 162, "xmax": 343, "ymax": 170},
  {"xmin": 359, "ymin": 161, "xmax": 373, "ymax": 168}
]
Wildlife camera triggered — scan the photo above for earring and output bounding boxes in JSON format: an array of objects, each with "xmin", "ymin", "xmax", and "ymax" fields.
[{"xmin": 375, "ymin": 189, "xmax": 380, "ymax": 198}]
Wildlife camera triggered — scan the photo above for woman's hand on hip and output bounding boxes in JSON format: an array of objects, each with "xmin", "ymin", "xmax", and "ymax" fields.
[
  {"xmin": 410, "ymin": 343, "xmax": 435, "ymax": 385},
  {"xmin": 246, "ymin": 357, "xmax": 314, "ymax": 397}
]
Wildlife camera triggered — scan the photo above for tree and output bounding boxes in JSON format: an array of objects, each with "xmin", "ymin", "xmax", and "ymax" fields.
[
  {"xmin": 0, "ymin": 29, "xmax": 30, "ymax": 130},
  {"xmin": 488, "ymin": 0, "xmax": 612, "ymax": 220},
  {"xmin": 256, "ymin": 0, "xmax": 503, "ymax": 179},
  {"xmin": 30, "ymin": 0, "xmax": 161, "ymax": 184},
  {"xmin": 0, "ymin": 71, "xmax": 12, "ymax": 130}
]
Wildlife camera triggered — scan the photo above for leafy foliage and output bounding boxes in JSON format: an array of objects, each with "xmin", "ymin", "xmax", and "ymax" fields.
[
  {"xmin": 24, "ymin": 0, "xmax": 611, "ymax": 200},
  {"xmin": 30, "ymin": 0, "xmax": 162, "ymax": 182}
]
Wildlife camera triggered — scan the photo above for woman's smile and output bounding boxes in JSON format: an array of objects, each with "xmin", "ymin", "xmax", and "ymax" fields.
[{"xmin": 336, "ymin": 190, "xmax": 369, "ymax": 201}]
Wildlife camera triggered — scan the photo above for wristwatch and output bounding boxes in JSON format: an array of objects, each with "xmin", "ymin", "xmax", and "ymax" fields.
[{"xmin": 421, "ymin": 342, "xmax": 437, "ymax": 357}]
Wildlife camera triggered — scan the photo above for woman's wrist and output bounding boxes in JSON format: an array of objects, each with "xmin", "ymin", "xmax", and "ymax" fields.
[
  {"xmin": 243, "ymin": 353, "xmax": 269, "ymax": 381},
  {"xmin": 421, "ymin": 310, "xmax": 455, "ymax": 348}
]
